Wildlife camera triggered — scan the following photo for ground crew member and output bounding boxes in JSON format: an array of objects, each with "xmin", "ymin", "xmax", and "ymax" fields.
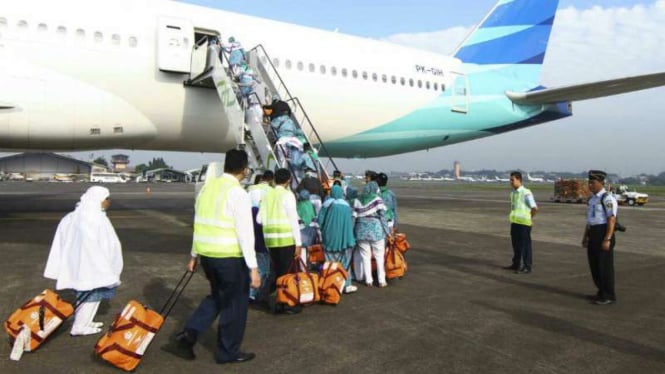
[
  {"xmin": 257, "ymin": 168, "xmax": 303, "ymax": 314},
  {"xmin": 168, "ymin": 149, "xmax": 260, "ymax": 364},
  {"xmin": 582, "ymin": 170, "xmax": 618, "ymax": 305},
  {"xmin": 504, "ymin": 171, "xmax": 538, "ymax": 274}
]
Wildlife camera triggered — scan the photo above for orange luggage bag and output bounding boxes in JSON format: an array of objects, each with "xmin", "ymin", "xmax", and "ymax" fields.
[
  {"xmin": 276, "ymin": 258, "xmax": 320, "ymax": 307},
  {"xmin": 385, "ymin": 240, "xmax": 408, "ymax": 279},
  {"xmin": 318, "ymin": 260, "xmax": 348, "ymax": 305},
  {"xmin": 95, "ymin": 271, "xmax": 193, "ymax": 372},
  {"xmin": 5, "ymin": 289, "xmax": 74, "ymax": 352}
]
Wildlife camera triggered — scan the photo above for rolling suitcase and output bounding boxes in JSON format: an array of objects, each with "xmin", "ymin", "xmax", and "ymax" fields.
[
  {"xmin": 5, "ymin": 289, "xmax": 73, "ymax": 354},
  {"xmin": 5, "ymin": 289, "xmax": 91, "ymax": 360},
  {"xmin": 95, "ymin": 271, "xmax": 193, "ymax": 371}
]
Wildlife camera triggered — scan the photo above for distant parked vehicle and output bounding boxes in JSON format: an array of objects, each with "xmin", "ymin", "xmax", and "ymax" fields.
[
  {"xmin": 53, "ymin": 173, "xmax": 74, "ymax": 183},
  {"xmin": 8, "ymin": 173, "xmax": 25, "ymax": 181},
  {"xmin": 90, "ymin": 172, "xmax": 125, "ymax": 183}
]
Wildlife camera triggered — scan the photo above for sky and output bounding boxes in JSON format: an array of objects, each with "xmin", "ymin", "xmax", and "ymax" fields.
[{"xmin": 27, "ymin": 0, "xmax": 665, "ymax": 176}]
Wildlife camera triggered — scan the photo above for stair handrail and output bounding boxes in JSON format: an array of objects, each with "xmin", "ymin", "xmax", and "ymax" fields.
[{"xmin": 247, "ymin": 44, "xmax": 339, "ymax": 178}]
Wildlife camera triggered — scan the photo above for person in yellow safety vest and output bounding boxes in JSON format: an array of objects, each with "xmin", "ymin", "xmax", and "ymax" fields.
[
  {"xmin": 167, "ymin": 149, "xmax": 260, "ymax": 365},
  {"xmin": 503, "ymin": 171, "xmax": 538, "ymax": 274},
  {"xmin": 257, "ymin": 168, "xmax": 303, "ymax": 315}
]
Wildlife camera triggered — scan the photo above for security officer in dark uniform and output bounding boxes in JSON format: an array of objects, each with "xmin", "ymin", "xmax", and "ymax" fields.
[{"xmin": 582, "ymin": 170, "xmax": 618, "ymax": 305}]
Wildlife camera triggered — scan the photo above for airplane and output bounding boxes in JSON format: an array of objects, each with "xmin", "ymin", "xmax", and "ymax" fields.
[
  {"xmin": 1, "ymin": 0, "xmax": 665, "ymax": 162},
  {"xmin": 495, "ymin": 176, "xmax": 510, "ymax": 183},
  {"xmin": 526, "ymin": 173, "xmax": 545, "ymax": 183}
]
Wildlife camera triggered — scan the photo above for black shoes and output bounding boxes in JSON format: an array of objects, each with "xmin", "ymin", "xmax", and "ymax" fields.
[
  {"xmin": 162, "ymin": 331, "xmax": 196, "ymax": 360},
  {"xmin": 502, "ymin": 265, "xmax": 518, "ymax": 270},
  {"xmin": 515, "ymin": 267, "xmax": 531, "ymax": 274},
  {"xmin": 218, "ymin": 351, "xmax": 256, "ymax": 364}
]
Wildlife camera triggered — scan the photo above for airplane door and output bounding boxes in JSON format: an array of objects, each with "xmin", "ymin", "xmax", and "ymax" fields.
[
  {"xmin": 157, "ymin": 17, "xmax": 194, "ymax": 73},
  {"xmin": 450, "ymin": 71, "xmax": 469, "ymax": 114}
]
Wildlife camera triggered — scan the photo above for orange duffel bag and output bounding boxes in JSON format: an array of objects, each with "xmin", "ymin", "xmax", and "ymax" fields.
[
  {"xmin": 385, "ymin": 242, "xmax": 407, "ymax": 279},
  {"xmin": 95, "ymin": 271, "xmax": 193, "ymax": 372},
  {"xmin": 318, "ymin": 260, "xmax": 348, "ymax": 305},
  {"xmin": 394, "ymin": 232, "xmax": 411, "ymax": 254},
  {"xmin": 276, "ymin": 258, "xmax": 320, "ymax": 307},
  {"xmin": 5, "ymin": 289, "xmax": 74, "ymax": 352}
]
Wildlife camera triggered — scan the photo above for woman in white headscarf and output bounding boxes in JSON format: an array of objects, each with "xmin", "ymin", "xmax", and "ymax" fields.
[{"xmin": 44, "ymin": 186, "xmax": 123, "ymax": 336}]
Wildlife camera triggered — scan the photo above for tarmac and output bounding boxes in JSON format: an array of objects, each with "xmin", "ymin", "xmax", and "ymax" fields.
[{"xmin": 1, "ymin": 181, "xmax": 664, "ymax": 374}]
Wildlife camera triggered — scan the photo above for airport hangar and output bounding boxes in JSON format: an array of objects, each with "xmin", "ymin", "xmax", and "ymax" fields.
[{"xmin": 0, "ymin": 152, "xmax": 106, "ymax": 181}]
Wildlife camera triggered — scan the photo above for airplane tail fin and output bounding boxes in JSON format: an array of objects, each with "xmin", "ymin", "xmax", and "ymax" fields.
[{"xmin": 454, "ymin": 0, "xmax": 559, "ymax": 86}]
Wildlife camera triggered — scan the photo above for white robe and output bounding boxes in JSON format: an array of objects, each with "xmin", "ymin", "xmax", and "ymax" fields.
[{"xmin": 44, "ymin": 186, "xmax": 123, "ymax": 291}]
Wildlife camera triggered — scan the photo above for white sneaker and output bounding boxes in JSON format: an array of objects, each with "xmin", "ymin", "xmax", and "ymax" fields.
[
  {"xmin": 88, "ymin": 322, "xmax": 104, "ymax": 329},
  {"xmin": 344, "ymin": 285, "xmax": 358, "ymax": 294}
]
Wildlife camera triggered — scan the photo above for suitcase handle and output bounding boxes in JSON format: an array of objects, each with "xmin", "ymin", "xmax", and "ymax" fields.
[{"xmin": 159, "ymin": 271, "xmax": 194, "ymax": 318}]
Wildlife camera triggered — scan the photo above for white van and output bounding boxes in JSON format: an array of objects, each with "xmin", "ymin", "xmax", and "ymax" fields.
[{"xmin": 90, "ymin": 172, "xmax": 125, "ymax": 183}]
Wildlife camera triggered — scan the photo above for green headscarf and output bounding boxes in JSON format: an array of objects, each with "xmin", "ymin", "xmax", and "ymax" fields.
[{"xmin": 360, "ymin": 181, "xmax": 380, "ymax": 205}]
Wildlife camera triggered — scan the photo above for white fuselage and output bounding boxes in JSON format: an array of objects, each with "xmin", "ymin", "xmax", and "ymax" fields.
[{"xmin": 0, "ymin": 0, "xmax": 461, "ymax": 154}]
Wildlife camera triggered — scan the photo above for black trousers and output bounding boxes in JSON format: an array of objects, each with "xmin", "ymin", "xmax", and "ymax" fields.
[
  {"xmin": 510, "ymin": 223, "xmax": 532, "ymax": 269},
  {"xmin": 268, "ymin": 245, "xmax": 302, "ymax": 312},
  {"xmin": 587, "ymin": 224, "xmax": 616, "ymax": 301},
  {"xmin": 184, "ymin": 256, "xmax": 249, "ymax": 362}
]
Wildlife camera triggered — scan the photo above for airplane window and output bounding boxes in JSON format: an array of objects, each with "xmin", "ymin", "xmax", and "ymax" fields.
[
  {"xmin": 381, "ymin": 74, "xmax": 387, "ymax": 83},
  {"xmin": 341, "ymin": 68, "xmax": 348, "ymax": 77},
  {"xmin": 272, "ymin": 58, "xmax": 280, "ymax": 67},
  {"xmin": 56, "ymin": 26, "xmax": 66, "ymax": 35},
  {"xmin": 94, "ymin": 31, "xmax": 103, "ymax": 43},
  {"xmin": 362, "ymin": 71, "xmax": 368, "ymax": 80},
  {"xmin": 128, "ymin": 36, "xmax": 137, "ymax": 47},
  {"xmin": 0, "ymin": 18, "xmax": 7, "ymax": 29},
  {"xmin": 400, "ymin": 77, "xmax": 405, "ymax": 86},
  {"xmin": 113, "ymin": 126, "xmax": 124, "ymax": 134},
  {"xmin": 38, "ymin": 23, "xmax": 47, "ymax": 32},
  {"xmin": 17, "ymin": 20, "xmax": 28, "ymax": 30},
  {"xmin": 111, "ymin": 34, "xmax": 121, "ymax": 45},
  {"xmin": 441, "ymin": 84, "xmax": 446, "ymax": 91},
  {"xmin": 331, "ymin": 66, "xmax": 337, "ymax": 76},
  {"xmin": 426, "ymin": 81, "xmax": 431, "ymax": 90},
  {"xmin": 76, "ymin": 29, "xmax": 85, "ymax": 38},
  {"xmin": 320, "ymin": 65, "xmax": 326, "ymax": 74},
  {"xmin": 409, "ymin": 78, "xmax": 414, "ymax": 87},
  {"xmin": 391, "ymin": 75, "xmax": 396, "ymax": 84},
  {"xmin": 297, "ymin": 61, "xmax": 303, "ymax": 71},
  {"xmin": 434, "ymin": 83, "xmax": 438, "ymax": 90},
  {"xmin": 308, "ymin": 63, "xmax": 315, "ymax": 73},
  {"xmin": 371, "ymin": 73, "xmax": 377, "ymax": 82},
  {"xmin": 352, "ymin": 70, "xmax": 358, "ymax": 79},
  {"xmin": 417, "ymin": 80, "xmax": 423, "ymax": 88},
  {"xmin": 90, "ymin": 128, "xmax": 101, "ymax": 135},
  {"xmin": 285, "ymin": 59, "xmax": 292, "ymax": 69}
]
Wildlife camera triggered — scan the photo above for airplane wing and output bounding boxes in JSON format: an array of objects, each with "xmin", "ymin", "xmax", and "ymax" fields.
[{"xmin": 505, "ymin": 72, "xmax": 665, "ymax": 105}]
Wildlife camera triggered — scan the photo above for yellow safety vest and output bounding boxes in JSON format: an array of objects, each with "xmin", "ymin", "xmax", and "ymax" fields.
[
  {"xmin": 509, "ymin": 187, "xmax": 533, "ymax": 226},
  {"xmin": 192, "ymin": 175, "xmax": 242, "ymax": 258},
  {"xmin": 260, "ymin": 186, "xmax": 295, "ymax": 248}
]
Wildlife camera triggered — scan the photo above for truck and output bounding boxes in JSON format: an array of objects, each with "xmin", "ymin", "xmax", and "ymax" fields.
[
  {"xmin": 551, "ymin": 179, "xmax": 590, "ymax": 203},
  {"xmin": 612, "ymin": 185, "xmax": 648, "ymax": 206}
]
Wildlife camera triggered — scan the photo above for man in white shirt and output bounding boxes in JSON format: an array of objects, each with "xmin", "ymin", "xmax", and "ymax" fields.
[
  {"xmin": 167, "ymin": 149, "xmax": 261, "ymax": 364},
  {"xmin": 582, "ymin": 170, "xmax": 618, "ymax": 305},
  {"xmin": 257, "ymin": 168, "xmax": 303, "ymax": 314}
]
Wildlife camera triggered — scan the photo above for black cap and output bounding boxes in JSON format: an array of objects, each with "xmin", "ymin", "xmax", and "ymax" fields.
[{"xmin": 588, "ymin": 170, "xmax": 607, "ymax": 181}]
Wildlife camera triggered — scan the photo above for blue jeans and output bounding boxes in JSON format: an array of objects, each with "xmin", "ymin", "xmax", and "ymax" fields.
[{"xmin": 185, "ymin": 256, "xmax": 249, "ymax": 362}]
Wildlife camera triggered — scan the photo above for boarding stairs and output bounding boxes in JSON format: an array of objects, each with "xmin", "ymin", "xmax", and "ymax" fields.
[{"xmin": 183, "ymin": 38, "xmax": 337, "ymax": 189}]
